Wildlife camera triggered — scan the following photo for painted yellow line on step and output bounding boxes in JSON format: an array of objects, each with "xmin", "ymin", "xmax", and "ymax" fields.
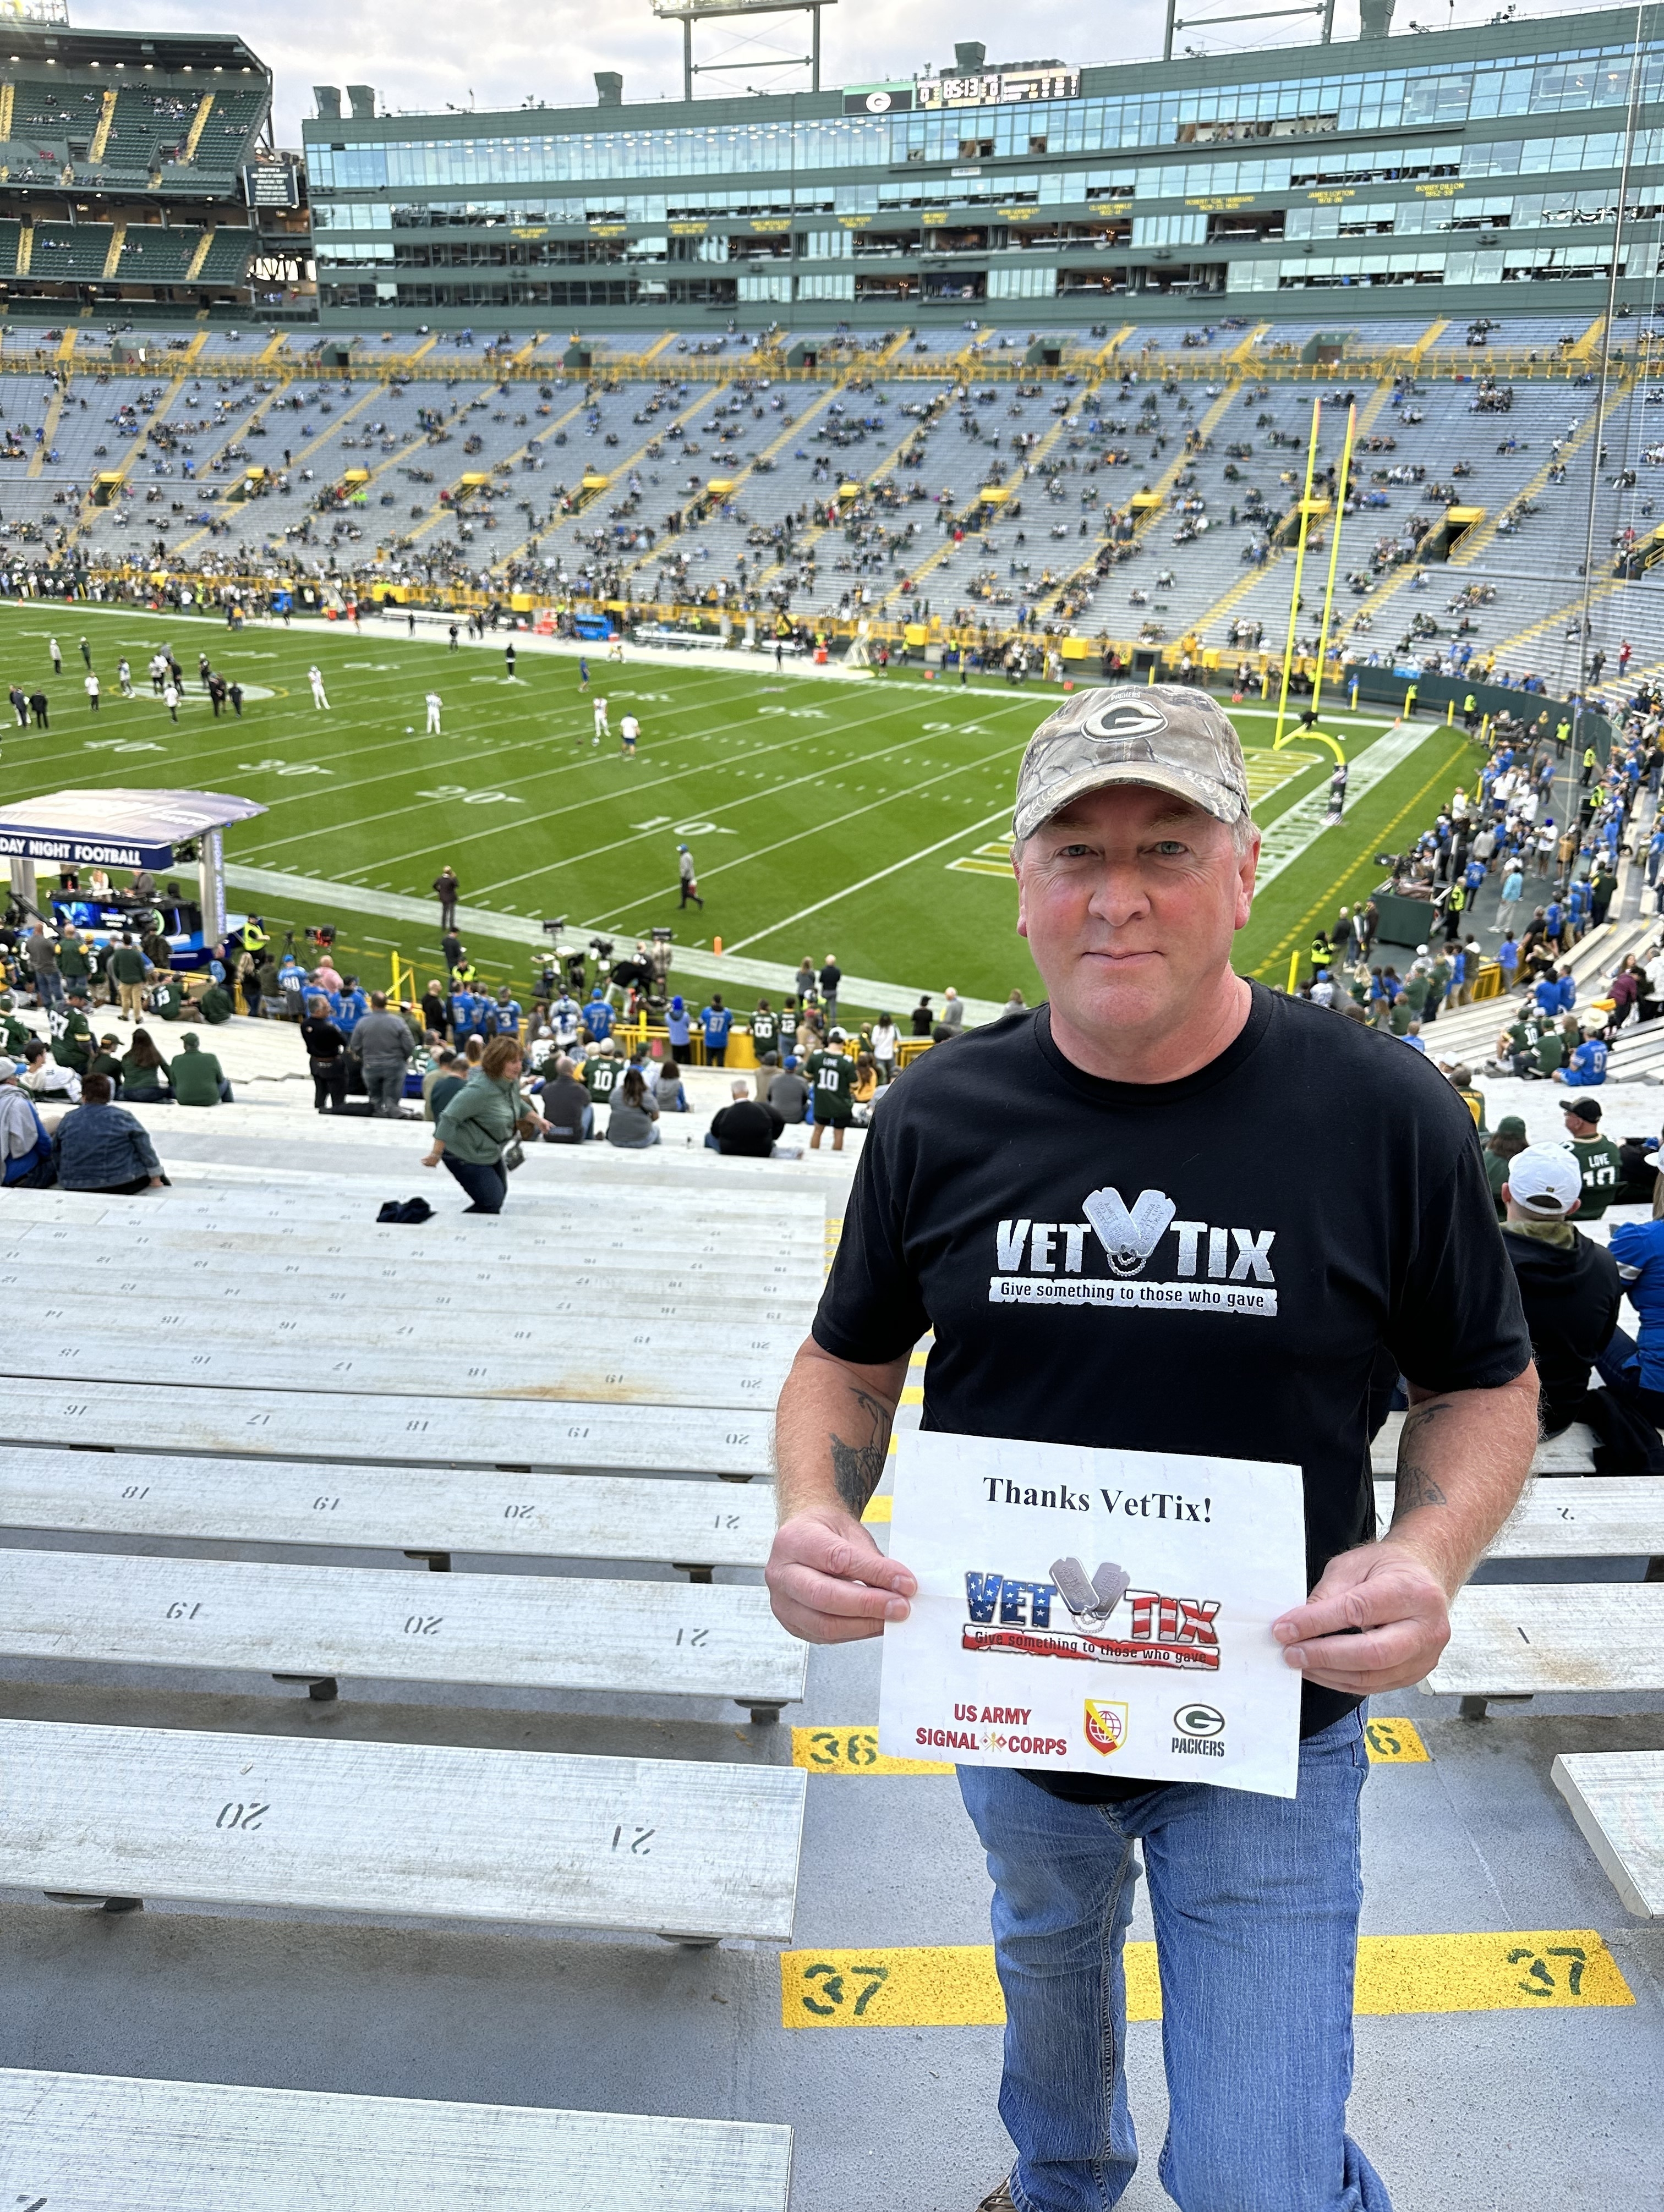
[
  {"xmin": 797, "ymin": 1717, "xmax": 1428, "ymax": 1767},
  {"xmin": 1362, "ymin": 1715, "xmax": 1428, "ymax": 1763},
  {"xmin": 780, "ymin": 1929, "xmax": 1631, "ymax": 2028},
  {"xmin": 899, "ymin": 1385, "xmax": 924, "ymax": 1406},
  {"xmin": 862, "ymin": 1494, "xmax": 893, "ymax": 1521}
]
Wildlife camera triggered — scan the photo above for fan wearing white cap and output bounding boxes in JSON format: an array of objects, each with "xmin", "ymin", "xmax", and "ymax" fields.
[
  {"xmin": 1499, "ymin": 1144, "xmax": 1584, "ymax": 1223},
  {"xmin": 1497, "ymin": 1145, "xmax": 1625, "ymax": 1435}
]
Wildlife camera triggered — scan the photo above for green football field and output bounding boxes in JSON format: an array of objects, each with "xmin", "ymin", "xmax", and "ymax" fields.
[{"xmin": 0, "ymin": 604, "xmax": 1482, "ymax": 1016}]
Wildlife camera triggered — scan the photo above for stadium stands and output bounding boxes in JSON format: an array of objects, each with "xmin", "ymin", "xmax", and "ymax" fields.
[{"xmin": 0, "ymin": 312, "xmax": 1661, "ymax": 2200}]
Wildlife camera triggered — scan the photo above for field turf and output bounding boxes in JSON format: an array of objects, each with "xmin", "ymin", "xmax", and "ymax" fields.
[{"xmin": 0, "ymin": 606, "xmax": 1482, "ymax": 1015}]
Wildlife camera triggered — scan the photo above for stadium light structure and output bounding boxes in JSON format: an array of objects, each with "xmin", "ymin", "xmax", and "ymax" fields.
[
  {"xmin": 650, "ymin": 0, "xmax": 838, "ymax": 99},
  {"xmin": 1164, "ymin": 0, "xmax": 1333, "ymax": 61}
]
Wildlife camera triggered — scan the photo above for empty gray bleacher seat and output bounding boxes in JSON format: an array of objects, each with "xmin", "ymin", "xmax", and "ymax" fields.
[
  {"xmin": 1551, "ymin": 1750, "xmax": 1664, "ymax": 1919},
  {"xmin": 0, "ymin": 1719, "xmax": 806, "ymax": 1941},
  {"xmin": 0, "ymin": 2067, "xmax": 793, "ymax": 2212},
  {"xmin": 0, "ymin": 1309, "xmax": 791, "ymax": 1408},
  {"xmin": 1373, "ymin": 1475, "xmax": 1664, "ymax": 1552},
  {"xmin": 1427, "ymin": 1583, "xmax": 1664, "ymax": 1715},
  {"xmin": 0, "ymin": 1546, "xmax": 804, "ymax": 1720},
  {"xmin": 0, "ymin": 1447, "xmax": 776, "ymax": 1576},
  {"xmin": 0, "ymin": 1379, "xmax": 776, "ymax": 1478}
]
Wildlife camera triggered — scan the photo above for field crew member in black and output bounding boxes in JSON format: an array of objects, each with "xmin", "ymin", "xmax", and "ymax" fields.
[{"xmin": 767, "ymin": 685, "xmax": 1538, "ymax": 2212}]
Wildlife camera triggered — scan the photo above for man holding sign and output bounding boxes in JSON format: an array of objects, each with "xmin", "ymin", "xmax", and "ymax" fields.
[{"xmin": 767, "ymin": 685, "xmax": 1538, "ymax": 2212}]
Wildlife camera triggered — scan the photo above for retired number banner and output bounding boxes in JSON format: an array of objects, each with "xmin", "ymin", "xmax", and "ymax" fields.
[{"xmin": 878, "ymin": 1431, "xmax": 1307, "ymax": 1798}]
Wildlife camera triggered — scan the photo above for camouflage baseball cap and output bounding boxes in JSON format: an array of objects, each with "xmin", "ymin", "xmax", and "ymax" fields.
[{"xmin": 1012, "ymin": 685, "xmax": 1251, "ymax": 843}]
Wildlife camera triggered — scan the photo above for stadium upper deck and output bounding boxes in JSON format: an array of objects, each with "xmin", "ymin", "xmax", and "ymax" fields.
[
  {"xmin": 305, "ymin": 6, "xmax": 1664, "ymax": 333},
  {"xmin": 0, "ymin": 22, "xmax": 283, "ymax": 320}
]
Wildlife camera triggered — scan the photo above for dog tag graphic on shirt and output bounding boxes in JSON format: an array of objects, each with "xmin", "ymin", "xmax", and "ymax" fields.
[{"xmin": 1083, "ymin": 1187, "xmax": 1176, "ymax": 1275}]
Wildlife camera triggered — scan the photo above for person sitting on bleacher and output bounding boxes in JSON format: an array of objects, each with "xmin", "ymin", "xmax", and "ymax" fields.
[
  {"xmin": 604, "ymin": 1068, "xmax": 660, "ymax": 1150},
  {"xmin": 51, "ymin": 1073, "xmax": 165, "ymax": 1196},
  {"xmin": 196, "ymin": 976, "xmax": 234, "ymax": 1025},
  {"xmin": 539, "ymin": 1056, "xmax": 594, "ymax": 1144},
  {"xmin": 19, "ymin": 1039, "xmax": 79, "ymax": 1106},
  {"xmin": 118, "ymin": 1029, "xmax": 170, "ymax": 1104},
  {"xmin": 707, "ymin": 1078, "xmax": 787, "ymax": 1159},
  {"xmin": 1498, "ymin": 1147, "xmax": 1625, "ymax": 1434},
  {"xmin": 1595, "ymin": 1204, "xmax": 1664, "ymax": 1464},
  {"xmin": 0, "ymin": 1058, "xmax": 54, "ymax": 1188},
  {"xmin": 169, "ymin": 1031, "xmax": 232, "ymax": 1109}
]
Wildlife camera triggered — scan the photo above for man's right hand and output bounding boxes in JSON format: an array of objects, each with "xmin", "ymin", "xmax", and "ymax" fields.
[{"xmin": 766, "ymin": 1507, "xmax": 917, "ymax": 1644}]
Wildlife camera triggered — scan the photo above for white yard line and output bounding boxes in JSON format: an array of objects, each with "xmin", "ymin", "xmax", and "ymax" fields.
[{"xmin": 1251, "ymin": 723, "xmax": 1430, "ymax": 891}]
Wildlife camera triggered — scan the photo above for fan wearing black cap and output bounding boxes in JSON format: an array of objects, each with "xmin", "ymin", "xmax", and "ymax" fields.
[
  {"xmin": 765, "ymin": 683, "xmax": 1539, "ymax": 2212},
  {"xmin": 1556, "ymin": 1095, "xmax": 1624, "ymax": 1218}
]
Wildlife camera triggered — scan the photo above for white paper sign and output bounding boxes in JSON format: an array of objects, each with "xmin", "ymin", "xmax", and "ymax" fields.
[{"xmin": 878, "ymin": 1431, "xmax": 1309, "ymax": 1798}]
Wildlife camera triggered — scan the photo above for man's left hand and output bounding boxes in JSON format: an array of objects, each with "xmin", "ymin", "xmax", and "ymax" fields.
[{"xmin": 1272, "ymin": 1539, "xmax": 1452, "ymax": 1695}]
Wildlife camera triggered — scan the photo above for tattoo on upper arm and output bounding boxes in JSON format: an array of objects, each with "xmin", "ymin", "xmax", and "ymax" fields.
[
  {"xmin": 829, "ymin": 1387, "xmax": 893, "ymax": 1514},
  {"xmin": 1395, "ymin": 1462, "xmax": 1448, "ymax": 1512}
]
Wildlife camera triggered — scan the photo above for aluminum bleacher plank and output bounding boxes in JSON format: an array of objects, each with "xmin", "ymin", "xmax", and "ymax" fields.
[
  {"xmin": 0, "ymin": 1320, "xmax": 785, "ymax": 1408},
  {"xmin": 0, "ymin": 1227, "xmax": 825, "ymax": 1303},
  {"xmin": 0, "ymin": 1448, "xmax": 778, "ymax": 1568},
  {"xmin": 1427, "ymin": 1583, "xmax": 1664, "ymax": 1699},
  {"xmin": 0, "ymin": 1719, "xmax": 806, "ymax": 1940},
  {"xmin": 1372, "ymin": 1413, "xmax": 1600, "ymax": 1474},
  {"xmin": 1373, "ymin": 1475, "xmax": 1664, "ymax": 1552},
  {"xmin": 0, "ymin": 1547, "xmax": 805, "ymax": 1706},
  {"xmin": 1551, "ymin": 1749, "xmax": 1664, "ymax": 1918},
  {"xmin": 0, "ymin": 1380, "xmax": 775, "ymax": 1476},
  {"xmin": 0, "ymin": 2067, "xmax": 794, "ymax": 2212}
]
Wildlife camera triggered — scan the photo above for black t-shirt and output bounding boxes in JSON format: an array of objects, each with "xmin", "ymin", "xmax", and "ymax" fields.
[
  {"xmin": 813, "ymin": 987, "xmax": 1531, "ymax": 1802},
  {"xmin": 711, "ymin": 1098, "xmax": 785, "ymax": 1156}
]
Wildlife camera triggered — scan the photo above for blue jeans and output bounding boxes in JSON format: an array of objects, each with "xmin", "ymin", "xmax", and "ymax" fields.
[
  {"xmin": 441, "ymin": 1154, "xmax": 508, "ymax": 1213},
  {"xmin": 957, "ymin": 1708, "xmax": 1388, "ymax": 2212}
]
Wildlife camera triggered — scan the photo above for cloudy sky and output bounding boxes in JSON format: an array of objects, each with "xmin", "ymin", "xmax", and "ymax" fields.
[{"xmin": 76, "ymin": 0, "xmax": 1622, "ymax": 145}]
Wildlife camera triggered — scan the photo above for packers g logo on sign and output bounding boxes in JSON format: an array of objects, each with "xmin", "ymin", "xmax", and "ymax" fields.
[
  {"xmin": 1174, "ymin": 1703, "xmax": 1225, "ymax": 1737},
  {"xmin": 1084, "ymin": 1699, "xmax": 1129, "ymax": 1756}
]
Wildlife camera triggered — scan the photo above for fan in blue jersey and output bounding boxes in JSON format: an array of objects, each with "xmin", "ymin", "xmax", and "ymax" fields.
[
  {"xmin": 584, "ymin": 988, "xmax": 614, "ymax": 1042},
  {"xmin": 700, "ymin": 995, "xmax": 734, "ymax": 1068},
  {"xmin": 1555, "ymin": 1032, "xmax": 1608, "ymax": 1089},
  {"xmin": 485, "ymin": 987, "xmax": 523, "ymax": 1038}
]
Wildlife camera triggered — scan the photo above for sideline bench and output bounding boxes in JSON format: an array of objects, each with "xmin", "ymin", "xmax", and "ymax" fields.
[
  {"xmin": 0, "ymin": 2067, "xmax": 795, "ymax": 2212},
  {"xmin": 1374, "ymin": 1476, "xmax": 1664, "ymax": 1556},
  {"xmin": 0, "ymin": 1381, "xmax": 776, "ymax": 1478},
  {"xmin": 0, "ymin": 1547, "xmax": 805, "ymax": 1721},
  {"xmin": 1552, "ymin": 1750, "xmax": 1664, "ymax": 1918},
  {"xmin": 0, "ymin": 1719, "xmax": 806, "ymax": 1941},
  {"xmin": 1426, "ymin": 1582, "xmax": 1664, "ymax": 1716},
  {"xmin": 0, "ymin": 1448, "xmax": 778, "ymax": 1576}
]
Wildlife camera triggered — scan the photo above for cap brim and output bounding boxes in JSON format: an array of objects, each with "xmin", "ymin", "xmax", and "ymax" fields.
[{"xmin": 1014, "ymin": 761, "xmax": 1246, "ymax": 844}]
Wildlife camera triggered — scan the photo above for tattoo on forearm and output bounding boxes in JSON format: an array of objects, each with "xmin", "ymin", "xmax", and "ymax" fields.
[
  {"xmin": 1395, "ymin": 1462, "xmax": 1448, "ymax": 1513},
  {"xmin": 829, "ymin": 1387, "xmax": 893, "ymax": 1514},
  {"xmin": 1400, "ymin": 1399, "xmax": 1454, "ymax": 1447}
]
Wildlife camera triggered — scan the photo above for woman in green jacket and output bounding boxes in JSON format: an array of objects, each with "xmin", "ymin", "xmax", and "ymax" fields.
[{"xmin": 422, "ymin": 1033, "xmax": 546, "ymax": 1213}]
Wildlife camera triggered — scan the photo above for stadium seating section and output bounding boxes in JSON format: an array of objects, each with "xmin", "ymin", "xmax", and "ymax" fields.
[{"xmin": 0, "ymin": 306, "xmax": 1659, "ymax": 2199}]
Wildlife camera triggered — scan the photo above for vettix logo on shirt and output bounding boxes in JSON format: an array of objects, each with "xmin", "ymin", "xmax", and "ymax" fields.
[{"xmin": 989, "ymin": 1185, "xmax": 1278, "ymax": 1318}]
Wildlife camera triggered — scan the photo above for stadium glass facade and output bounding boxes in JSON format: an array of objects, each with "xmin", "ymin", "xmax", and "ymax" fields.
[{"xmin": 305, "ymin": 6, "xmax": 1664, "ymax": 331}]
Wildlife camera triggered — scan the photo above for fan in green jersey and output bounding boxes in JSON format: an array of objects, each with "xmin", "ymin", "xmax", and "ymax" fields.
[{"xmin": 804, "ymin": 1030, "xmax": 855, "ymax": 1153}]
